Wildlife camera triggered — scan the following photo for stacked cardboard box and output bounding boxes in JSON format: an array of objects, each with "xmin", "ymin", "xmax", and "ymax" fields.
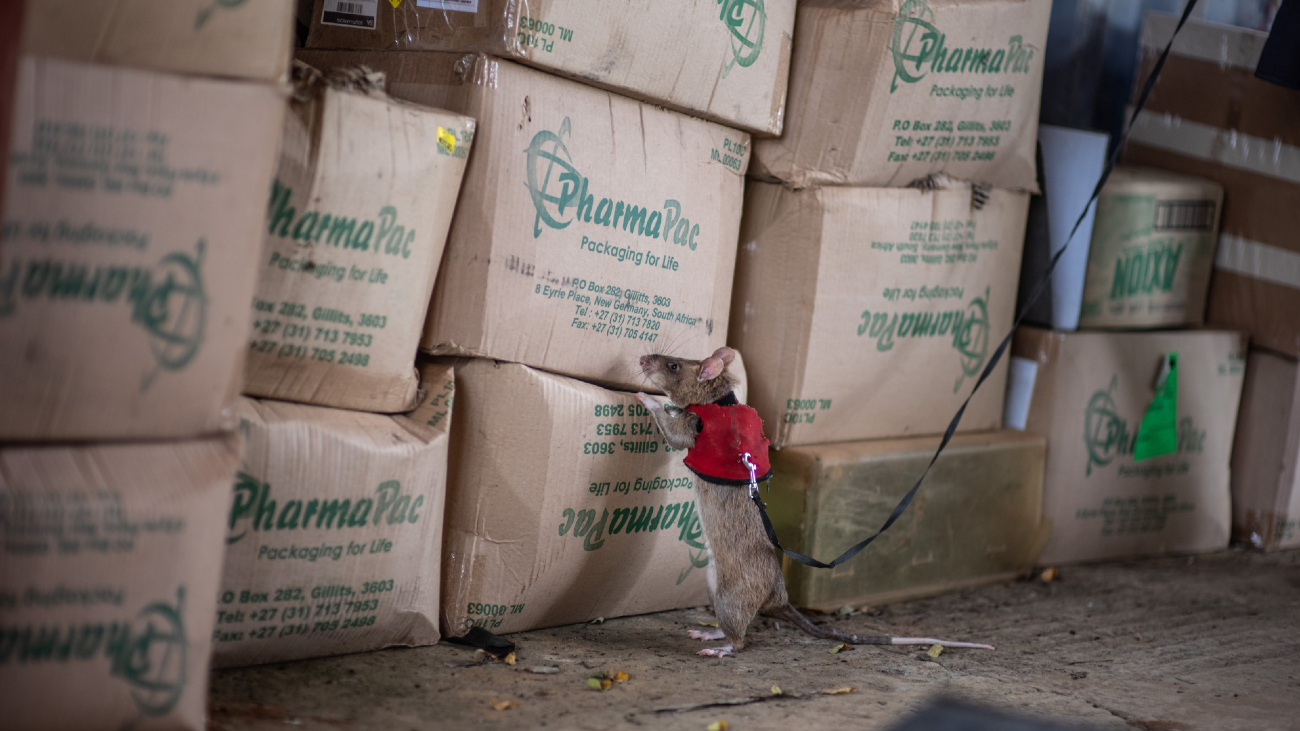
[
  {"xmin": 302, "ymin": 0, "xmax": 796, "ymax": 137},
  {"xmin": 216, "ymin": 62, "xmax": 472, "ymax": 668},
  {"xmin": 999, "ymin": 12, "xmax": 1258, "ymax": 565},
  {"xmin": 731, "ymin": 0, "xmax": 1053, "ymax": 608},
  {"xmin": 215, "ymin": 364, "xmax": 455, "ymax": 668},
  {"xmin": 1008, "ymin": 328, "xmax": 1246, "ymax": 564},
  {"xmin": 1230, "ymin": 349, "xmax": 1300, "ymax": 551},
  {"xmin": 1122, "ymin": 14, "xmax": 1298, "ymax": 357},
  {"xmin": 298, "ymin": 2, "xmax": 793, "ymax": 635},
  {"xmin": 1117, "ymin": 13, "xmax": 1299, "ymax": 550},
  {"xmin": 1, "ymin": 2, "xmax": 292, "ymax": 727},
  {"xmin": 1006, "ymin": 167, "xmax": 1245, "ymax": 566}
]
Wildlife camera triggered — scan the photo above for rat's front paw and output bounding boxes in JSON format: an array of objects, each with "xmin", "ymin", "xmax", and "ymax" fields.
[{"xmin": 635, "ymin": 392, "xmax": 661, "ymax": 412}]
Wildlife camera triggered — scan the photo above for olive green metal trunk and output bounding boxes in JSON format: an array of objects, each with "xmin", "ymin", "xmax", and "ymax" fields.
[{"xmin": 768, "ymin": 430, "xmax": 1049, "ymax": 610}]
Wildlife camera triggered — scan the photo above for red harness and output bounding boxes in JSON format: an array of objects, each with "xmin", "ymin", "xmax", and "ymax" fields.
[{"xmin": 683, "ymin": 399, "xmax": 773, "ymax": 486}]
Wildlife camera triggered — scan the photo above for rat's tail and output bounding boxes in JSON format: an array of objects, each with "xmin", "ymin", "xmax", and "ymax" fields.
[{"xmin": 775, "ymin": 604, "xmax": 995, "ymax": 650}]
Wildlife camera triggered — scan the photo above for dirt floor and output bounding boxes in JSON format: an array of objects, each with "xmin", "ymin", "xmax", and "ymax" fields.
[{"xmin": 210, "ymin": 548, "xmax": 1300, "ymax": 731}]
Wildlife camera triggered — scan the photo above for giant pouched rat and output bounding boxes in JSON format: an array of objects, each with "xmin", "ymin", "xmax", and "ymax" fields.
[{"xmin": 636, "ymin": 347, "xmax": 994, "ymax": 657}]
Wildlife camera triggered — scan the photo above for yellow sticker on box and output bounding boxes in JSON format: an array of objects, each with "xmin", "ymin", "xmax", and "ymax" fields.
[{"xmin": 437, "ymin": 127, "xmax": 456, "ymax": 155}]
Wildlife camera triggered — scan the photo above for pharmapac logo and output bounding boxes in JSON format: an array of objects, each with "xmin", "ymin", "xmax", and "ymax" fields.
[
  {"xmin": 524, "ymin": 118, "xmax": 704, "ymax": 249},
  {"xmin": 889, "ymin": 0, "xmax": 1035, "ymax": 93},
  {"xmin": 0, "ymin": 587, "xmax": 190, "ymax": 719},
  {"xmin": 226, "ymin": 473, "xmax": 426, "ymax": 545},
  {"xmin": 1083, "ymin": 376, "xmax": 1206, "ymax": 477},
  {"xmin": 1084, "ymin": 377, "xmax": 1134, "ymax": 476},
  {"xmin": 717, "ymin": 0, "xmax": 765, "ymax": 75},
  {"xmin": 0, "ymin": 241, "xmax": 208, "ymax": 391},
  {"xmin": 856, "ymin": 287, "xmax": 990, "ymax": 392}
]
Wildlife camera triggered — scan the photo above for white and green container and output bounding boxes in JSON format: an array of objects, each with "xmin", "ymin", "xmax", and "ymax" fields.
[{"xmin": 1079, "ymin": 167, "xmax": 1223, "ymax": 329}]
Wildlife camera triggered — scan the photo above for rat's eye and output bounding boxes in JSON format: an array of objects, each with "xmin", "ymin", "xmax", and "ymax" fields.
[{"xmin": 669, "ymin": 362, "xmax": 679, "ymax": 372}]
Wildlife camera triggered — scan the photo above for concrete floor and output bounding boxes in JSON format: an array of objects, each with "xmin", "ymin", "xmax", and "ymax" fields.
[{"xmin": 210, "ymin": 549, "xmax": 1300, "ymax": 730}]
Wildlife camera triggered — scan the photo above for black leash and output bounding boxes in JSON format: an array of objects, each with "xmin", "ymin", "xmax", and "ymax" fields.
[{"xmin": 751, "ymin": 0, "xmax": 1201, "ymax": 570}]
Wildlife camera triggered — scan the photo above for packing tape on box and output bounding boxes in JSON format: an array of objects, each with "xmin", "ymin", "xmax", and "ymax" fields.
[
  {"xmin": 1215, "ymin": 233, "xmax": 1300, "ymax": 291},
  {"xmin": 1126, "ymin": 108, "xmax": 1300, "ymax": 186}
]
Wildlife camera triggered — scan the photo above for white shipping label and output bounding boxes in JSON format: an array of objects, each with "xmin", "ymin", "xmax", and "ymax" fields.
[
  {"xmin": 322, "ymin": 0, "xmax": 378, "ymax": 28},
  {"xmin": 416, "ymin": 0, "xmax": 479, "ymax": 12}
]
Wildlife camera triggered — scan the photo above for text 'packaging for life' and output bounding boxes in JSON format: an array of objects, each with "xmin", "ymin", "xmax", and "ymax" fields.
[
  {"xmin": 1079, "ymin": 167, "xmax": 1223, "ymax": 330},
  {"xmin": 1229, "ymin": 349, "xmax": 1300, "ymax": 551},
  {"xmin": 1008, "ymin": 326, "xmax": 1247, "ymax": 565},
  {"xmin": 0, "ymin": 435, "xmax": 240, "ymax": 731},
  {"xmin": 751, "ymin": 0, "xmax": 1050, "ymax": 190},
  {"xmin": 21, "ymin": 0, "xmax": 296, "ymax": 83},
  {"xmin": 304, "ymin": 0, "xmax": 795, "ymax": 136},
  {"xmin": 215, "ymin": 364, "xmax": 453, "ymax": 668},
  {"xmin": 296, "ymin": 51, "xmax": 747, "ymax": 393},
  {"xmin": 0, "ymin": 57, "xmax": 285, "ymax": 441},
  {"xmin": 731, "ymin": 180, "xmax": 1029, "ymax": 448},
  {"xmin": 439, "ymin": 356, "xmax": 748, "ymax": 636},
  {"xmin": 242, "ymin": 64, "xmax": 473, "ymax": 413},
  {"xmin": 767, "ymin": 430, "xmax": 1048, "ymax": 611}
]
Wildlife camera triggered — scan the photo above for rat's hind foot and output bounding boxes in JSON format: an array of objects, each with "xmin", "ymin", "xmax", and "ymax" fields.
[
  {"xmin": 698, "ymin": 645, "xmax": 735, "ymax": 658},
  {"xmin": 688, "ymin": 629, "xmax": 726, "ymax": 641}
]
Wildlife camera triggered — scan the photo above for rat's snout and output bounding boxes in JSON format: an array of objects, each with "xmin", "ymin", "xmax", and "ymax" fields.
[{"xmin": 639, "ymin": 355, "xmax": 655, "ymax": 373}]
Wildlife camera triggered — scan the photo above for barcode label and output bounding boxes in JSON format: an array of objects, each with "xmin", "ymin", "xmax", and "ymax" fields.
[
  {"xmin": 322, "ymin": 0, "xmax": 377, "ymax": 29},
  {"xmin": 416, "ymin": 0, "xmax": 479, "ymax": 12},
  {"xmin": 1153, "ymin": 199, "xmax": 1216, "ymax": 231}
]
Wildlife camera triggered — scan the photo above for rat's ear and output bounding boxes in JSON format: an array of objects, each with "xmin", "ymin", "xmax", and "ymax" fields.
[
  {"xmin": 710, "ymin": 347, "xmax": 736, "ymax": 366},
  {"xmin": 697, "ymin": 356, "xmax": 724, "ymax": 382}
]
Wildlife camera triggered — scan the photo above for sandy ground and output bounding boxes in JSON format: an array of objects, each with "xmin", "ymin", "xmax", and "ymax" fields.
[{"xmin": 210, "ymin": 548, "xmax": 1300, "ymax": 730}]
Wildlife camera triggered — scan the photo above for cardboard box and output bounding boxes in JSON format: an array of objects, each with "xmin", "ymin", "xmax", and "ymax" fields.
[
  {"xmin": 297, "ymin": 51, "xmax": 746, "ymax": 392},
  {"xmin": 242, "ymin": 65, "xmax": 473, "ymax": 413},
  {"xmin": 1122, "ymin": 13, "xmax": 1300, "ymax": 355},
  {"xmin": 1008, "ymin": 327, "xmax": 1247, "ymax": 565},
  {"xmin": 214, "ymin": 364, "xmax": 453, "ymax": 667},
  {"xmin": 303, "ymin": 0, "xmax": 795, "ymax": 136},
  {"xmin": 768, "ymin": 430, "xmax": 1048, "ymax": 611},
  {"xmin": 0, "ymin": 58, "xmax": 286, "ymax": 441},
  {"xmin": 0, "ymin": 0, "xmax": 23, "ymax": 228},
  {"xmin": 1229, "ymin": 349, "xmax": 1300, "ymax": 551},
  {"xmin": 750, "ymin": 0, "xmax": 1050, "ymax": 190},
  {"xmin": 730, "ymin": 180, "xmax": 1028, "ymax": 448},
  {"xmin": 440, "ymin": 356, "xmax": 751, "ymax": 635},
  {"xmin": 1078, "ymin": 167, "xmax": 1223, "ymax": 329},
  {"xmin": 21, "ymin": 0, "xmax": 295, "ymax": 82},
  {"xmin": 0, "ymin": 435, "xmax": 240, "ymax": 731}
]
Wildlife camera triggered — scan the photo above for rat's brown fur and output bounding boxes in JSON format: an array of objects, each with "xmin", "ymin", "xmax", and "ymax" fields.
[{"xmin": 636, "ymin": 348, "xmax": 995, "ymax": 657}]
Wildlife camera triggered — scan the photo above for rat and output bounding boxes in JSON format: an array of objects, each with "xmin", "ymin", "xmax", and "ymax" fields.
[{"xmin": 636, "ymin": 347, "xmax": 994, "ymax": 658}]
